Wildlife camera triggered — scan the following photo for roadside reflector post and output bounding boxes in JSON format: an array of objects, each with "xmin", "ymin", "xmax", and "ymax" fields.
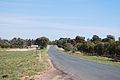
[
  {"xmin": 35, "ymin": 45, "xmax": 41, "ymax": 62},
  {"xmin": 39, "ymin": 50, "xmax": 41, "ymax": 62}
]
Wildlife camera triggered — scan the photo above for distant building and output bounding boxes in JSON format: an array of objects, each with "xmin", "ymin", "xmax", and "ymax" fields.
[{"xmin": 31, "ymin": 45, "xmax": 38, "ymax": 48}]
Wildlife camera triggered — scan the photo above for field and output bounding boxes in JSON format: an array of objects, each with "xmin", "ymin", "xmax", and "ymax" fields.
[
  {"xmin": 0, "ymin": 49, "xmax": 48, "ymax": 80},
  {"xmin": 58, "ymin": 48, "xmax": 120, "ymax": 66}
]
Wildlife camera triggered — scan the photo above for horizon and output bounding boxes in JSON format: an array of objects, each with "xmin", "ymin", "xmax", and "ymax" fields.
[
  {"xmin": 0, "ymin": 0, "xmax": 120, "ymax": 40},
  {"xmin": 0, "ymin": 35, "xmax": 119, "ymax": 41}
]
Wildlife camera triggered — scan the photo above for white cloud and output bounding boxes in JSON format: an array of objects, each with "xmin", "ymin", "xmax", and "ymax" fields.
[{"xmin": 0, "ymin": 14, "xmax": 119, "ymax": 40}]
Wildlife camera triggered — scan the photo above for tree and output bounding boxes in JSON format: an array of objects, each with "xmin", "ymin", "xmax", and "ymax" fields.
[
  {"xmin": 118, "ymin": 37, "xmax": 120, "ymax": 42},
  {"xmin": 63, "ymin": 43, "xmax": 74, "ymax": 51},
  {"xmin": 70, "ymin": 39, "xmax": 76, "ymax": 46},
  {"xmin": 56, "ymin": 40, "xmax": 63, "ymax": 48},
  {"xmin": 103, "ymin": 42, "xmax": 110, "ymax": 56},
  {"xmin": 26, "ymin": 39, "xmax": 33, "ymax": 46},
  {"xmin": 94, "ymin": 42, "xmax": 104, "ymax": 56},
  {"xmin": 35, "ymin": 37, "xmax": 49, "ymax": 49},
  {"xmin": 107, "ymin": 35, "xmax": 115, "ymax": 41},
  {"xmin": 102, "ymin": 35, "xmax": 115, "ymax": 42},
  {"xmin": 91, "ymin": 35, "xmax": 101, "ymax": 42},
  {"xmin": 75, "ymin": 36, "xmax": 85, "ymax": 43},
  {"xmin": 107, "ymin": 43, "xmax": 116, "ymax": 58},
  {"xmin": 0, "ymin": 39, "xmax": 11, "ymax": 48},
  {"xmin": 87, "ymin": 42, "xmax": 95, "ymax": 54},
  {"xmin": 116, "ymin": 44, "xmax": 120, "ymax": 59},
  {"xmin": 75, "ymin": 43, "xmax": 83, "ymax": 51},
  {"xmin": 81, "ymin": 42, "xmax": 89, "ymax": 53},
  {"xmin": 10, "ymin": 37, "xmax": 24, "ymax": 48}
]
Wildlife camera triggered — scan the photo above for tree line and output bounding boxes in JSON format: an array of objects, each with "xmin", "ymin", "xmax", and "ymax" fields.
[
  {"xmin": 0, "ymin": 35, "xmax": 120, "ymax": 60},
  {"xmin": 0, "ymin": 37, "xmax": 49, "ymax": 49},
  {"xmin": 53, "ymin": 35, "xmax": 120, "ymax": 61}
]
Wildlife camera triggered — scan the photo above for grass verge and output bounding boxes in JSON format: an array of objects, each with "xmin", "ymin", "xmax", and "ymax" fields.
[
  {"xmin": 58, "ymin": 48, "xmax": 120, "ymax": 67},
  {"xmin": 0, "ymin": 49, "xmax": 48, "ymax": 80}
]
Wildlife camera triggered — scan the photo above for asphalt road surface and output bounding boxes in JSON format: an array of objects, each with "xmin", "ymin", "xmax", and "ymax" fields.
[{"xmin": 48, "ymin": 46, "xmax": 120, "ymax": 80}]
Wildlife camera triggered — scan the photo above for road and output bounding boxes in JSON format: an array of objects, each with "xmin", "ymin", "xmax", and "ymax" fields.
[{"xmin": 48, "ymin": 46, "xmax": 120, "ymax": 80}]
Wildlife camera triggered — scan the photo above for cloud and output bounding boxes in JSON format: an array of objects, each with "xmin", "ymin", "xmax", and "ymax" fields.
[
  {"xmin": 0, "ymin": 14, "xmax": 119, "ymax": 32},
  {"xmin": 0, "ymin": 14, "xmax": 119, "ymax": 40},
  {"xmin": 0, "ymin": 14, "xmax": 81, "ymax": 24}
]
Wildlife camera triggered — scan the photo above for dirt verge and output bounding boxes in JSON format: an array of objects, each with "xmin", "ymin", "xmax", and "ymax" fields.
[
  {"xmin": 22, "ymin": 58, "xmax": 77, "ymax": 80},
  {"xmin": 22, "ymin": 46, "xmax": 78, "ymax": 80}
]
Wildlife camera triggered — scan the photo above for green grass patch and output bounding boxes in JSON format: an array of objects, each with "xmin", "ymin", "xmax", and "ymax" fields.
[
  {"xmin": 58, "ymin": 49, "xmax": 120, "ymax": 67},
  {"xmin": 0, "ymin": 49, "xmax": 48, "ymax": 80}
]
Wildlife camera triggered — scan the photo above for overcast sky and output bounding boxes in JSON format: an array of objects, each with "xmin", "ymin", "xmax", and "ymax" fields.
[{"xmin": 0, "ymin": 0, "xmax": 120, "ymax": 40}]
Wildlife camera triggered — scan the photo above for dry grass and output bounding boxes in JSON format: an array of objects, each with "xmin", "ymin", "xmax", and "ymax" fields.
[{"xmin": 0, "ymin": 49, "xmax": 48, "ymax": 80}]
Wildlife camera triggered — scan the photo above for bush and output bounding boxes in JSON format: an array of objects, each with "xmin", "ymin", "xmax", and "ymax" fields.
[
  {"xmin": 35, "ymin": 37, "xmax": 49, "ymax": 49},
  {"xmin": 63, "ymin": 43, "xmax": 74, "ymax": 51}
]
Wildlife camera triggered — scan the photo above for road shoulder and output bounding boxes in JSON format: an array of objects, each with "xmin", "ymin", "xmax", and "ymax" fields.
[{"xmin": 30, "ymin": 58, "xmax": 76, "ymax": 80}]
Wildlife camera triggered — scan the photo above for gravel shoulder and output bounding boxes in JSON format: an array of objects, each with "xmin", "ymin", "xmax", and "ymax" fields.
[
  {"xmin": 32, "ymin": 58, "xmax": 76, "ymax": 80},
  {"xmin": 22, "ymin": 45, "xmax": 76, "ymax": 80}
]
